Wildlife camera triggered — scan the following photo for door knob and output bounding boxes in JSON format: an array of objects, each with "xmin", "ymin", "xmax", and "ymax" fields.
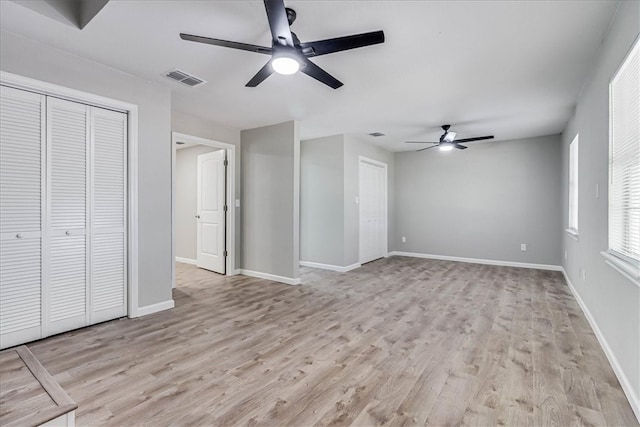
[
  {"xmin": 65, "ymin": 231, "xmax": 71, "ymax": 236},
  {"xmin": 16, "ymin": 233, "xmax": 23, "ymax": 239},
  {"xmin": 195, "ymin": 215, "xmax": 200, "ymax": 219}
]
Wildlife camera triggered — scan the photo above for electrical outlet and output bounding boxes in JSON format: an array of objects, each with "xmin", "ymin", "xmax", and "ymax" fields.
[
  {"xmin": 564, "ymin": 250, "xmax": 568, "ymax": 260},
  {"xmin": 595, "ymin": 184, "xmax": 600, "ymax": 199},
  {"xmin": 402, "ymin": 236, "xmax": 407, "ymax": 243},
  {"xmin": 354, "ymin": 196, "xmax": 359, "ymax": 204},
  {"xmin": 520, "ymin": 243, "xmax": 527, "ymax": 251},
  {"xmin": 235, "ymin": 199, "xmax": 240, "ymax": 208},
  {"xmin": 582, "ymin": 268, "xmax": 587, "ymax": 281}
]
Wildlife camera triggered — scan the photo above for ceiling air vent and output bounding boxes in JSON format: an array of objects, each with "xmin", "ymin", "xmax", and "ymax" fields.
[
  {"xmin": 368, "ymin": 132, "xmax": 385, "ymax": 137},
  {"xmin": 163, "ymin": 69, "xmax": 206, "ymax": 87}
]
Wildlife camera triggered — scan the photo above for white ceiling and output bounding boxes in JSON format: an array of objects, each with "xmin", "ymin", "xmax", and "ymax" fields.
[{"xmin": 1, "ymin": 0, "xmax": 618, "ymax": 151}]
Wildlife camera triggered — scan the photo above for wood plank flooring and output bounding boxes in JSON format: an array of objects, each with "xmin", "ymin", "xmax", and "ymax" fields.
[{"xmin": 19, "ymin": 257, "xmax": 638, "ymax": 426}]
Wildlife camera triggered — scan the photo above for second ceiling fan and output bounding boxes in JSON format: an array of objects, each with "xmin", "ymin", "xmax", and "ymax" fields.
[
  {"xmin": 180, "ymin": 0, "xmax": 385, "ymax": 89},
  {"xmin": 406, "ymin": 125, "xmax": 494, "ymax": 151}
]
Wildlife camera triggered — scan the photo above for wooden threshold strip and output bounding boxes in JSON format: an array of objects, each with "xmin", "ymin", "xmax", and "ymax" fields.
[{"xmin": 3, "ymin": 346, "xmax": 77, "ymax": 427}]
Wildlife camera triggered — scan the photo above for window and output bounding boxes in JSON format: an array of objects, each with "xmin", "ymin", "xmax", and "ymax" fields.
[
  {"xmin": 567, "ymin": 134, "xmax": 579, "ymax": 236},
  {"xmin": 608, "ymin": 37, "xmax": 639, "ymax": 268}
]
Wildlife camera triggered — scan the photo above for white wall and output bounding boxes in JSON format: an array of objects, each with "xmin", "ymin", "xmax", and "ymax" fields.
[
  {"xmin": 241, "ymin": 121, "xmax": 300, "ymax": 281},
  {"xmin": 0, "ymin": 30, "xmax": 172, "ymax": 308},
  {"xmin": 175, "ymin": 145, "xmax": 220, "ymax": 261},
  {"xmin": 171, "ymin": 111, "xmax": 242, "ymax": 269},
  {"xmin": 560, "ymin": 0, "xmax": 639, "ymax": 417},
  {"xmin": 393, "ymin": 135, "xmax": 562, "ymax": 266}
]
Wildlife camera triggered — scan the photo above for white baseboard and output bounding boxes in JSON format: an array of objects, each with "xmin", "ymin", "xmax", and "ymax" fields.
[
  {"xmin": 389, "ymin": 251, "xmax": 563, "ymax": 271},
  {"xmin": 238, "ymin": 269, "xmax": 301, "ymax": 286},
  {"xmin": 175, "ymin": 256, "xmax": 197, "ymax": 265},
  {"xmin": 299, "ymin": 261, "xmax": 361, "ymax": 273},
  {"xmin": 561, "ymin": 269, "xmax": 640, "ymax": 422},
  {"xmin": 136, "ymin": 299, "xmax": 175, "ymax": 317}
]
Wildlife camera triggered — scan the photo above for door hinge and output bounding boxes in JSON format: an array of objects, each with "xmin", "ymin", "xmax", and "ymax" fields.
[
  {"xmin": 224, "ymin": 159, "xmax": 228, "ymax": 166},
  {"xmin": 224, "ymin": 250, "xmax": 228, "ymax": 257},
  {"xmin": 224, "ymin": 205, "xmax": 228, "ymax": 212}
]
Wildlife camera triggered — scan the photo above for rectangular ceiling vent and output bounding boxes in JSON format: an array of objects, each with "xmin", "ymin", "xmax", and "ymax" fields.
[{"xmin": 163, "ymin": 69, "xmax": 206, "ymax": 87}]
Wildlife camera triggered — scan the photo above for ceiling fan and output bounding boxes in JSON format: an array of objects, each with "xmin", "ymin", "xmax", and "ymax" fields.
[
  {"xmin": 406, "ymin": 125, "xmax": 494, "ymax": 151},
  {"xmin": 179, "ymin": 0, "xmax": 385, "ymax": 89}
]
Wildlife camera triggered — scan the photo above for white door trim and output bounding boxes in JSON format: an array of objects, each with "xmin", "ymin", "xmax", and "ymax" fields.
[
  {"xmin": 0, "ymin": 70, "xmax": 140, "ymax": 318},
  {"xmin": 358, "ymin": 156, "xmax": 388, "ymax": 264},
  {"xmin": 171, "ymin": 132, "xmax": 237, "ymax": 289}
]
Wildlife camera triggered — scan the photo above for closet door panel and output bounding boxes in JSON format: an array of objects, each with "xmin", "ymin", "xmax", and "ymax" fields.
[
  {"xmin": 0, "ymin": 87, "xmax": 44, "ymax": 234},
  {"xmin": 92, "ymin": 234, "xmax": 125, "ymax": 318},
  {"xmin": 91, "ymin": 107, "xmax": 127, "ymax": 323},
  {"xmin": 48, "ymin": 98, "xmax": 88, "ymax": 232},
  {"xmin": 0, "ymin": 237, "xmax": 42, "ymax": 348},
  {"xmin": 48, "ymin": 235, "xmax": 87, "ymax": 334},
  {"xmin": 0, "ymin": 86, "xmax": 45, "ymax": 348},
  {"xmin": 46, "ymin": 98, "xmax": 89, "ymax": 331}
]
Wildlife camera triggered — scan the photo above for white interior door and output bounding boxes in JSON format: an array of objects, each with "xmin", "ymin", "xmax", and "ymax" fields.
[
  {"xmin": 0, "ymin": 86, "xmax": 45, "ymax": 348},
  {"xmin": 90, "ymin": 107, "xmax": 127, "ymax": 324},
  {"xmin": 46, "ymin": 97, "xmax": 89, "ymax": 335},
  {"xmin": 359, "ymin": 158, "xmax": 387, "ymax": 264},
  {"xmin": 197, "ymin": 150, "xmax": 226, "ymax": 274}
]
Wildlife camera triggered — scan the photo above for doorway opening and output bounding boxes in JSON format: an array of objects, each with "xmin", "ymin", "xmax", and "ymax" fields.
[{"xmin": 171, "ymin": 132, "xmax": 236, "ymax": 288}]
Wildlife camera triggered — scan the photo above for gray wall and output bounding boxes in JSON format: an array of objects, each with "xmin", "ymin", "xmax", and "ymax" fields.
[
  {"xmin": 300, "ymin": 135, "xmax": 395, "ymax": 267},
  {"xmin": 394, "ymin": 135, "xmax": 562, "ymax": 265},
  {"xmin": 241, "ymin": 121, "xmax": 300, "ymax": 280},
  {"xmin": 0, "ymin": 30, "xmax": 173, "ymax": 307},
  {"xmin": 300, "ymin": 135, "xmax": 345, "ymax": 266},
  {"xmin": 175, "ymin": 145, "xmax": 220, "ymax": 261},
  {"xmin": 344, "ymin": 136, "xmax": 395, "ymax": 266},
  {"xmin": 561, "ymin": 0, "xmax": 639, "ymax": 409},
  {"xmin": 172, "ymin": 111, "xmax": 243, "ymax": 269}
]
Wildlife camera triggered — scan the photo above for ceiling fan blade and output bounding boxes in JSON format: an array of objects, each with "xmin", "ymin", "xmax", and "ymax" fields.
[
  {"xmin": 298, "ymin": 31, "xmax": 385, "ymax": 57},
  {"xmin": 417, "ymin": 145, "xmax": 437, "ymax": 152},
  {"xmin": 406, "ymin": 141, "xmax": 438, "ymax": 144},
  {"xmin": 454, "ymin": 135, "xmax": 494, "ymax": 143},
  {"xmin": 180, "ymin": 33, "xmax": 272, "ymax": 54},
  {"xmin": 300, "ymin": 59, "xmax": 343, "ymax": 89},
  {"xmin": 264, "ymin": 0, "xmax": 294, "ymax": 47},
  {"xmin": 454, "ymin": 144, "xmax": 468, "ymax": 150},
  {"xmin": 245, "ymin": 61, "xmax": 274, "ymax": 87}
]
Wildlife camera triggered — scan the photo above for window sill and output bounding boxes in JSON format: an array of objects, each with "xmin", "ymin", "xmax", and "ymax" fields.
[
  {"xmin": 601, "ymin": 251, "xmax": 640, "ymax": 288},
  {"xmin": 565, "ymin": 229, "xmax": 579, "ymax": 241}
]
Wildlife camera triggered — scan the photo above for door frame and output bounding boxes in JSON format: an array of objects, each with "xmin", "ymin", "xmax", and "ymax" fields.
[
  {"xmin": 171, "ymin": 132, "xmax": 237, "ymax": 288},
  {"xmin": 0, "ymin": 71, "xmax": 140, "ymax": 318},
  {"xmin": 358, "ymin": 156, "xmax": 388, "ymax": 264}
]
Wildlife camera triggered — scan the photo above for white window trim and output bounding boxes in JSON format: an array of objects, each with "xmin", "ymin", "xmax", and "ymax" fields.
[
  {"xmin": 601, "ymin": 251, "xmax": 640, "ymax": 287},
  {"xmin": 567, "ymin": 134, "xmax": 579, "ymax": 236},
  {"xmin": 565, "ymin": 228, "xmax": 579, "ymax": 241},
  {"xmin": 603, "ymin": 36, "xmax": 639, "ymax": 284}
]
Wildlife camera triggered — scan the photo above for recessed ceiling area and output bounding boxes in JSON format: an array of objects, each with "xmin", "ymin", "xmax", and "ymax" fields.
[{"xmin": 0, "ymin": 0, "xmax": 618, "ymax": 151}]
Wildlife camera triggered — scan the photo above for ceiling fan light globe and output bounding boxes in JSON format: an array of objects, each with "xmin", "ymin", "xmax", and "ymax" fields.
[
  {"xmin": 439, "ymin": 144, "xmax": 454, "ymax": 152},
  {"xmin": 272, "ymin": 56, "xmax": 300, "ymax": 75}
]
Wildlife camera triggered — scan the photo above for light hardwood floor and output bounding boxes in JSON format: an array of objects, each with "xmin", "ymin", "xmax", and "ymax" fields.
[{"xmin": 21, "ymin": 257, "xmax": 638, "ymax": 426}]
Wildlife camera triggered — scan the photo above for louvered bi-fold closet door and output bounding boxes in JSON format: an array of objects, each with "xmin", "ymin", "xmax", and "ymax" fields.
[
  {"xmin": 90, "ymin": 107, "xmax": 127, "ymax": 324},
  {"xmin": 0, "ymin": 86, "xmax": 46, "ymax": 348},
  {"xmin": 46, "ymin": 97, "xmax": 89, "ymax": 336}
]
